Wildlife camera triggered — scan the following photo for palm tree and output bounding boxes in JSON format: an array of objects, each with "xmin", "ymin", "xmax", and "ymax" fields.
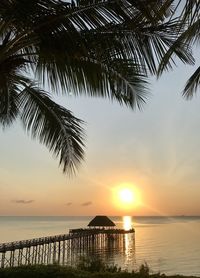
[{"xmin": 0, "ymin": 0, "xmax": 192, "ymax": 174}]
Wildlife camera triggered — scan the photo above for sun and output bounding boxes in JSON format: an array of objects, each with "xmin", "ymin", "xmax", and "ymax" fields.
[
  {"xmin": 112, "ymin": 183, "xmax": 141, "ymax": 210},
  {"xmin": 118, "ymin": 188, "xmax": 134, "ymax": 204}
]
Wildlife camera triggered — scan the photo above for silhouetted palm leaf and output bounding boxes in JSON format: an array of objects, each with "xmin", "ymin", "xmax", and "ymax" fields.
[
  {"xmin": 158, "ymin": 1, "xmax": 200, "ymax": 96},
  {"xmin": 183, "ymin": 66, "xmax": 200, "ymax": 99},
  {"xmin": 0, "ymin": 85, "xmax": 19, "ymax": 127},
  {"xmin": 19, "ymin": 83, "xmax": 85, "ymax": 174}
]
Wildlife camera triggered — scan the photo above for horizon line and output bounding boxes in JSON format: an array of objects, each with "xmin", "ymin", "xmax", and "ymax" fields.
[{"xmin": 0, "ymin": 215, "xmax": 200, "ymax": 217}]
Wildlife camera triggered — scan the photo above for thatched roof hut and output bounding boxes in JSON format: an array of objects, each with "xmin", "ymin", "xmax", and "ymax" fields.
[{"xmin": 88, "ymin": 215, "xmax": 115, "ymax": 228}]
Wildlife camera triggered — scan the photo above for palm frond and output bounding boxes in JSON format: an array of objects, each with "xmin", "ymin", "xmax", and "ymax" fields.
[
  {"xmin": 0, "ymin": 0, "xmax": 172, "ymax": 32},
  {"xmin": 158, "ymin": 1, "xmax": 200, "ymax": 93},
  {"xmin": 0, "ymin": 84, "xmax": 19, "ymax": 127},
  {"xmin": 35, "ymin": 17, "xmax": 193, "ymax": 102},
  {"xmin": 0, "ymin": 38, "xmax": 29, "ymax": 127},
  {"xmin": 1, "ymin": 0, "xmax": 181, "ymax": 99},
  {"xmin": 84, "ymin": 58, "xmax": 148, "ymax": 109},
  {"xmin": 179, "ymin": 0, "xmax": 200, "ymax": 25},
  {"xmin": 157, "ymin": 20, "xmax": 195, "ymax": 76},
  {"xmin": 36, "ymin": 51, "xmax": 148, "ymax": 109},
  {"xmin": 19, "ymin": 83, "xmax": 85, "ymax": 174},
  {"xmin": 183, "ymin": 66, "xmax": 200, "ymax": 99}
]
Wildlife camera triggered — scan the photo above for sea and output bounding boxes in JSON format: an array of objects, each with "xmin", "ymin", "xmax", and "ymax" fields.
[{"xmin": 0, "ymin": 216, "xmax": 200, "ymax": 276}]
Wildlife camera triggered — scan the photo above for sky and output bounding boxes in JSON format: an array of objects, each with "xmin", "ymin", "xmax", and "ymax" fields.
[{"xmin": 1, "ymin": 56, "xmax": 200, "ymax": 216}]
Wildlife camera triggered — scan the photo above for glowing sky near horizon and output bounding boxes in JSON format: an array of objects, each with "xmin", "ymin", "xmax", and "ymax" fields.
[{"xmin": 1, "ymin": 57, "xmax": 200, "ymax": 216}]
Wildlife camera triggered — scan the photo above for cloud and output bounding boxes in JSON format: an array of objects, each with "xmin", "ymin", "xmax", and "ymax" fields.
[
  {"xmin": 11, "ymin": 199, "xmax": 35, "ymax": 204},
  {"xmin": 81, "ymin": 201, "xmax": 92, "ymax": 207},
  {"xmin": 66, "ymin": 202, "xmax": 72, "ymax": 206}
]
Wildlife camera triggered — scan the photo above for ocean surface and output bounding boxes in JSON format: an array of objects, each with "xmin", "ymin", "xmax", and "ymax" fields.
[{"xmin": 0, "ymin": 216, "xmax": 200, "ymax": 276}]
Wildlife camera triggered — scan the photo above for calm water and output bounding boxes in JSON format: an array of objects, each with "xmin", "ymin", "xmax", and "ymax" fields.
[{"xmin": 0, "ymin": 216, "xmax": 200, "ymax": 276}]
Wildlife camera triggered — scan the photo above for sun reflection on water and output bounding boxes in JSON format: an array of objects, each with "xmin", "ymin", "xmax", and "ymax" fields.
[
  {"xmin": 123, "ymin": 216, "xmax": 132, "ymax": 230},
  {"xmin": 122, "ymin": 216, "xmax": 135, "ymax": 269}
]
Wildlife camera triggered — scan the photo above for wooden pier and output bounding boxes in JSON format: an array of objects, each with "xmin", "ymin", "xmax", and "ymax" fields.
[{"xmin": 0, "ymin": 228, "xmax": 135, "ymax": 268}]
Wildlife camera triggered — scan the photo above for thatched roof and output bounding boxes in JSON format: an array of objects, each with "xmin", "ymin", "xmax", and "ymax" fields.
[{"xmin": 88, "ymin": 216, "xmax": 116, "ymax": 227}]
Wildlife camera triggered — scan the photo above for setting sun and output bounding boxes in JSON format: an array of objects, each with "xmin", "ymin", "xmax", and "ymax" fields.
[
  {"xmin": 118, "ymin": 188, "xmax": 134, "ymax": 204},
  {"xmin": 112, "ymin": 183, "xmax": 141, "ymax": 212}
]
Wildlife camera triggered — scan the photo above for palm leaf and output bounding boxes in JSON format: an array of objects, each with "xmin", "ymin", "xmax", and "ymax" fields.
[
  {"xmin": 183, "ymin": 66, "xmax": 200, "ymax": 99},
  {"xmin": 84, "ymin": 58, "xmax": 148, "ymax": 109},
  {"xmin": 19, "ymin": 83, "xmax": 85, "ymax": 174},
  {"xmin": 0, "ymin": 84, "xmax": 19, "ymax": 127},
  {"xmin": 1, "ymin": 0, "xmax": 184, "ymax": 102},
  {"xmin": 179, "ymin": 1, "xmax": 200, "ymax": 25},
  {"xmin": 0, "ymin": 37, "xmax": 29, "ymax": 127},
  {"xmin": 158, "ymin": 1, "xmax": 200, "ymax": 95},
  {"xmin": 34, "ymin": 15, "xmax": 192, "ymax": 104},
  {"xmin": 0, "ymin": 0, "xmax": 172, "ymax": 32}
]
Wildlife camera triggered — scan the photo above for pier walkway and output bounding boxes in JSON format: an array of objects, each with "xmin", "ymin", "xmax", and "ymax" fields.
[{"xmin": 0, "ymin": 228, "xmax": 135, "ymax": 268}]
